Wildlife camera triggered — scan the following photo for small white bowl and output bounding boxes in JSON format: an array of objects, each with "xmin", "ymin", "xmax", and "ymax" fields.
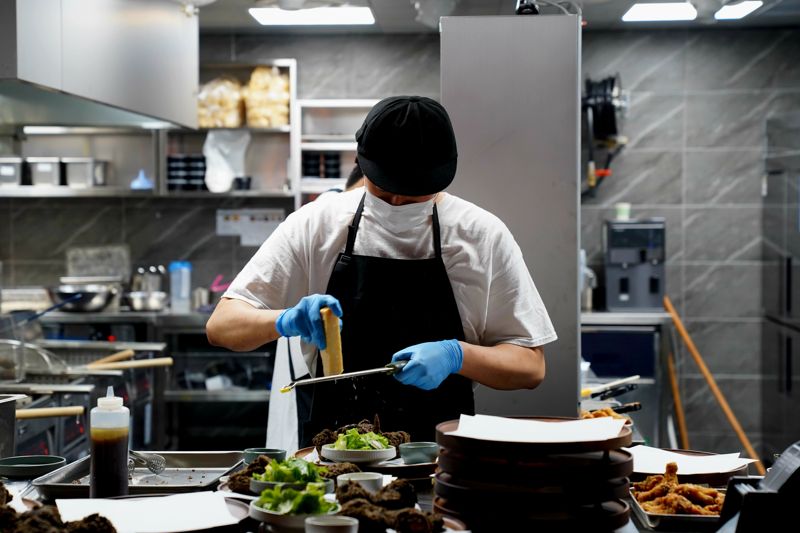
[
  {"xmin": 320, "ymin": 444, "xmax": 396, "ymax": 464},
  {"xmin": 336, "ymin": 472, "xmax": 383, "ymax": 493},
  {"xmin": 304, "ymin": 515, "xmax": 359, "ymax": 532}
]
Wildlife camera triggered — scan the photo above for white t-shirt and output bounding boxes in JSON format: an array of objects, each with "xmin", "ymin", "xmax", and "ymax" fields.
[{"xmin": 224, "ymin": 187, "xmax": 557, "ymax": 370}]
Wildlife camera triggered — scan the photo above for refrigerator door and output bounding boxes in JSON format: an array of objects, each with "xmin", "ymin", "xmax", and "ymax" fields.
[{"xmin": 441, "ymin": 15, "xmax": 581, "ymax": 417}]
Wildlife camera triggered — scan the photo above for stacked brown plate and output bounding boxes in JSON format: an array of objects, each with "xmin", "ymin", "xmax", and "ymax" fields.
[{"xmin": 434, "ymin": 417, "xmax": 633, "ymax": 531}]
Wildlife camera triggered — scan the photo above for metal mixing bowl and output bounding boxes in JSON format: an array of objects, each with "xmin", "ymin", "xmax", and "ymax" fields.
[
  {"xmin": 126, "ymin": 291, "xmax": 168, "ymax": 312},
  {"xmin": 49, "ymin": 284, "xmax": 116, "ymax": 312}
]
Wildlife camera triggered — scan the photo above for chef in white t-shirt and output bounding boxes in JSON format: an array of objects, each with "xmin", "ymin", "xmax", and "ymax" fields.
[{"xmin": 207, "ymin": 96, "xmax": 557, "ymax": 446}]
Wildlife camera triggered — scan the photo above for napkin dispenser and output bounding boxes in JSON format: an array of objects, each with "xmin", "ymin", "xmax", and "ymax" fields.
[{"xmin": 717, "ymin": 441, "xmax": 800, "ymax": 532}]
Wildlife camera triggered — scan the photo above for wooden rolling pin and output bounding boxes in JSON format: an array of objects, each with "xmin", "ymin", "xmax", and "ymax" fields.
[
  {"xmin": 16, "ymin": 406, "xmax": 85, "ymax": 419},
  {"xmin": 86, "ymin": 349, "xmax": 136, "ymax": 368},
  {"xmin": 87, "ymin": 357, "xmax": 173, "ymax": 370}
]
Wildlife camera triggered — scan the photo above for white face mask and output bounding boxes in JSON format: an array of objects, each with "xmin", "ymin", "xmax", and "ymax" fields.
[{"xmin": 364, "ymin": 189, "xmax": 434, "ymax": 233}]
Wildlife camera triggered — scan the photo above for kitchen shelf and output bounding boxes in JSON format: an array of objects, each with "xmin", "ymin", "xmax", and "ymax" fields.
[
  {"xmin": 300, "ymin": 142, "xmax": 357, "ymax": 151},
  {"xmin": 0, "ymin": 186, "xmax": 157, "ymax": 198},
  {"xmin": 163, "ymin": 189, "xmax": 294, "ymax": 199},
  {"xmin": 169, "ymin": 126, "xmax": 291, "ymax": 134},
  {"xmin": 300, "ymin": 177, "xmax": 347, "ymax": 194},
  {"xmin": 297, "ymin": 99, "xmax": 378, "ymax": 108},
  {"xmin": 164, "ymin": 389, "xmax": 270, "ymax": 403}
]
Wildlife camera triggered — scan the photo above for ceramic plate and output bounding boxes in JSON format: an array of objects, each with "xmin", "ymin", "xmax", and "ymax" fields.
[{"xmin": 320, "ymin": 445, "xmax": 396, "ymax": 464}]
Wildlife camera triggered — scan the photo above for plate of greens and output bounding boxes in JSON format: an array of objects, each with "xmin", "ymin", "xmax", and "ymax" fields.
[
  {"xmin": 248, "ymin": 484, "xmax": 340, "ymax": 531},
  {"xmin": 320, "ymin": 429, "xmax": 397, "ymax": 464},
  {"xmin": 249, "ymin": 458, "xmax": 334, "ymax": 495}
]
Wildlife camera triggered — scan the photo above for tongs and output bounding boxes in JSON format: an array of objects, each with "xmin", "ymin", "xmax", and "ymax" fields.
[{"xmin": 280, "ymin": 360, "xmax": 408, "ymax": 393}]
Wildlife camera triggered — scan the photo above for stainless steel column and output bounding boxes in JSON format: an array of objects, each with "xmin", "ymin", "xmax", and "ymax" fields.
[{"xmin": 441, "ymin": 15, "xmax": 581, "ymax": 417}]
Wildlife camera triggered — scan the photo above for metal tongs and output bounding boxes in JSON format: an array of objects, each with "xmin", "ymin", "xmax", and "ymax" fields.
[{"xmin": 280, "ymin": 360, "xmax": 409, "ymax": 393}]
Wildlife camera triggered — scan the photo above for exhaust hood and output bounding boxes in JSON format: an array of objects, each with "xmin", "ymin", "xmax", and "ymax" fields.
[{"xmin": 0, "ymin": 0, "xmax": 198, "ymax": 129}]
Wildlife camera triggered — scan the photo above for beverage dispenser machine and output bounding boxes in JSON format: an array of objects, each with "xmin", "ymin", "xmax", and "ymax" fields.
[{"xmin": 604, "ymin": 219, "xmax": 666, "ymax": 311}]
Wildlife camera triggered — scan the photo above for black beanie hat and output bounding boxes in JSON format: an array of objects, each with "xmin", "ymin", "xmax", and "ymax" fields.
[{"xmin": 355, "ymin": 96, "xmax": 458, "ymax": 196}]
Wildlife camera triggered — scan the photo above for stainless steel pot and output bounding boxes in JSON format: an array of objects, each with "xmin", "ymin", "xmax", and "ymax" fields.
[
  {"xmin": 49, "ymin": 284, "xmax": 117, "ymax": 312},
  {"xmin": 0, "ymin": 394, "xmax": 27, "ymax": 458},
  {"xmin": 126, "ymin": 291, "xmax": 168, "ymax": 312}
]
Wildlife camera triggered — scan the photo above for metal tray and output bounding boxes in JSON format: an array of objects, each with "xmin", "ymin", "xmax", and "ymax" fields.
[
  {"xmin": 33, "ymin": 451, "xmax": 242, "ymax": 501},
  {"xmin": 628, "ymin": 490, "xmax": 723, "ymax": 532}
]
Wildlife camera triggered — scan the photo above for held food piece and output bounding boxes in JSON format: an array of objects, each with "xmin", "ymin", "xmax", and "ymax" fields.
[
  {"xmin": 320, "ymin": 307, "xmax": 344, "ymax": 376},
  {"xmin": 631, "ymin": 461, "xmax": 725, "ymax": 516}
]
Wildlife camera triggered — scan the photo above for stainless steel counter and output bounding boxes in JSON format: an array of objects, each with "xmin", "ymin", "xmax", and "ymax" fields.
[
  {"xmin": 581, "ymin": 311, "xmax": 671, "ymax": 326},
  {"xmin": 39, "ymin": 311, "xmax": 210, "ymax": 329}
]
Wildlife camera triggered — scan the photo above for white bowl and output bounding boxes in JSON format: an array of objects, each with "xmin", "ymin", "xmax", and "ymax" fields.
[
  {"xmin": 320, "ymin": 444, "xmax": 396, "ymax": 464},
  {"xmin": 248, "ymin": 500, "xmax": 341, "ymax": 532},
  {"xmin": 305, "ymin": 515, "xmax": 359, "ymax": 532},
  {"xmin": 335, "ymin": 472, "xmax": 383, "ymax": 493}
]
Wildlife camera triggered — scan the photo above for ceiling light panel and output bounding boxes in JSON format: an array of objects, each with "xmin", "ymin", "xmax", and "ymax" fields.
[
  {"xmin": 249, "ymin": 6, "xmax": 375, "ymax": 25},
  {"xmin": 714, "ymin": 1, "xmax": 763, "ymax": 20},
  {"xmin": 622, "ymin": 2, "xmax": 698, "ymax": 22}
]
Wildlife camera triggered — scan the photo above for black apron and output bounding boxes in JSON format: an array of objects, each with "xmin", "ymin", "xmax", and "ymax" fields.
[{"xmin": 297, "ymin": 193, "xmax": 475, "ymax": 446}]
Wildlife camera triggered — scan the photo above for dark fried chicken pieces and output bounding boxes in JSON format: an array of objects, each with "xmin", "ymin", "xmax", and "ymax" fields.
[
  {"xmin": 227, "ymin": 454, "xmax": 272, "ymax": 493},
  {"xmin": 312, "ymin": 415, "xmax": 412, "ymax": 454},
  {"xmin": 336, "ymin": 480, "xmax": 443, "ymax": 532},
  {"xmin": 319, "ymin": 461, "xmax": 361, "ymax": 480},
  {"xmin": 0, "ymin": 484, "xmax": 116, "ymax": 533},
  {"xmin": 632, "ymin": 462, "xmax": 725, "ymax": 516}
]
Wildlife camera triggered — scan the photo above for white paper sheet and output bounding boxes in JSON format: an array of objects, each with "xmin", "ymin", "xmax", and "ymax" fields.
[
  {"xmin": 445, "ymin": 414, "xmax": 627, "ymax": 443},
  {"xmin": 623, "ymin": 445, "xmax": 757, "ymax": 475},
  {"xmin": 57, "ymin": 491, "xmax": 240, "ymax": 533},
  {"xmin": 5, "ymin": 486, "xmax": 31, "ymax": 513}
]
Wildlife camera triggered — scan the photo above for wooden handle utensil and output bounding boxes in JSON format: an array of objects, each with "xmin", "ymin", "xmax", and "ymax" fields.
[
  {"xmin": 87, "ymin": 357, "xmax": 173, "ymax": 370},
  {"xmin": 16, "ymin": 406, "xmax": 85, "ymax": 419},
  {"xmin": 86, "ymin": 349, "xmax": 136, "ymax": 368},
  {"xmin": 320, "ymin": 307, "xmax": 343, "ymax": 376}
]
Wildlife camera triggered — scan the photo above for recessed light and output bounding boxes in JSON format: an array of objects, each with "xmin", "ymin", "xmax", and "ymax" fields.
[
  {"xmin": 714, "ymin": 1, "xmax": 763, "ymax": 20},
  {"xmin": 622, "ymin": 2, "xmax": 698, "ymax": 22},
  {"xmin": 248, "ymin": 6, "xmax": 375, "ymax": 26}
]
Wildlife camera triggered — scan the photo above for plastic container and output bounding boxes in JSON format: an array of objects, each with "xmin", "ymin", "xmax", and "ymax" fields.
[
  {"xmin": 169, "ymin": 261, "xmax": 192, "ymax": 314},
  {"xmin": 90, "ymin": 386, "xmax": 130, "ymax": 498}
]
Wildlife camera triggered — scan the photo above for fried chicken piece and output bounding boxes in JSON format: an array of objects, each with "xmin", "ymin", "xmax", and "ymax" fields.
[
  {"xmin": 632, "ymin": 474, "xmax": 664, "ymax": 492},
  {"xmin": 0, "ymin": 505, "xmax": 18, "ymax": 532},
  {"xmin": 373, "ymin": 479, "xmax": 417, "ymax": 510},
  {"xmin": 389, "ymin": 508, "xmax": 439, "ymax": 533},
  {"xmin": 65, "ymin": 514, "xmax": 117, "ymax": 533},
  {"xmin": 0, "ymin": 481, "xmax": 11, "ymax": 506},
  {"xmin": 312, "ymin": 428, "xmax": 338, "ymax": 453},
  {"xmin": 339, "ymin": 498, "xmax": 387, "ymax": 533},
  {"xmin": 581, "ymin": 407, "xmax": 627, "ymax": 420},
  {"xmin": 673, "ymin": 483, "xmax": 719, "ymax": 506},
  {"xmin": 11, "ymin": 505, "xmax": 65, "ymax": 533},
  {"xmin": 336, "ymin": 480, "xmax": 373, "ymax": 504},
  {"xmin": 227, "ymin": 455, "xmax": 273, "ymax": 493},
  {"xmin": 383, "ymin": 431, "xmax": 412, "ymax": 448},
  {"xmin": 663, "ymin": 462, "xmax": 679, "ymax": 486},
  {"xmin": 320, "ymin": 462, "xmax": 361, "ymax": 480},
  {"xmin": 641, "ymin": 493, "xmax": 716, "ymax": 516},
  {"xmin": 635, "ymin": 482, "xmax": 672, "ymax": 503}
]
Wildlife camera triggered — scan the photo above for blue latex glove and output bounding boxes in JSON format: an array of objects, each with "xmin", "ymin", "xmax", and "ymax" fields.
[
  {"xmin": 391, "ymin": 340, "xmax": 463, "ymax": 391},
  {"xmin": 275, "ymin": 294, "xmax": 342, "ymax": 349}
]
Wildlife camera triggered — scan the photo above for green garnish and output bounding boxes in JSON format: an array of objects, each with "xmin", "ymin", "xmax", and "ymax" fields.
[
  {"xmin": 333, "ymin": 428, "xmax": 390, "ymax": 450},
  {"xmin": 252, "ymin": 458, "xmax": 327, "ymax": 483},
  {"xmin": 255, "ymin": 484, "xmax": 337, "ymax": 515}
]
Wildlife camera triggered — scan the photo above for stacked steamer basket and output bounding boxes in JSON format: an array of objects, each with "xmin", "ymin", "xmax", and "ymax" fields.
[{"xmin": 434, "ymin": 417, "xmax": 633, "ymax": 531}]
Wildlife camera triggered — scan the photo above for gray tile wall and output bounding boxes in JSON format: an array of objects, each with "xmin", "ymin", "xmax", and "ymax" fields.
[{"xmin": 583, "ymin": 28, "xmax": 800, "ymax": 458}]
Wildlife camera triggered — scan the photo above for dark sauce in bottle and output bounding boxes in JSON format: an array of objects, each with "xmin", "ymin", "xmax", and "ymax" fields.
[{"xmin": 90, "ymin": 427, "xmax": 129, "ymax": 498}]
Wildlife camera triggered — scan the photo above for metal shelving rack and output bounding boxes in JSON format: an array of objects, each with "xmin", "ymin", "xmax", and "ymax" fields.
[
  {"xmin": 0, "ymin": 60, "xmax": 301, "ymax": 202},
  {"xmin": 295, "ymin": 99, "xmax": 378, "ymax": 205}
]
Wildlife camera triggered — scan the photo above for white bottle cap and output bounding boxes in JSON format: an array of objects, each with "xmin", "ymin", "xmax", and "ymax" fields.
[{"xmin": 97, "ymin": 385, "xmax": 123, "ymax": 410}]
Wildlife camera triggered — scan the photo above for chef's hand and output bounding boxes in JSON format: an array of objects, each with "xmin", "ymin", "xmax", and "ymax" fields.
[
  {"xmin": 391, "ymin": 340, "xmax": 463, "ymax": 390},
  {"xmin": 275, "ymin": 294, "xmax": 342, "ymax": 349}
]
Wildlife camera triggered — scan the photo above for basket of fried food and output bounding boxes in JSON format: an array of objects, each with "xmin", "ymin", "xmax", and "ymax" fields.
[{"xmin": 630, "ymin": 462, "xmax": 724, "ymax": 531}]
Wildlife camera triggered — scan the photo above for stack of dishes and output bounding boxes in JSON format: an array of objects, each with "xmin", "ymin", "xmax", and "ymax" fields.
[{"xmin": 434, "ymin": 417, "xmax": 633, "ymax": 531}]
